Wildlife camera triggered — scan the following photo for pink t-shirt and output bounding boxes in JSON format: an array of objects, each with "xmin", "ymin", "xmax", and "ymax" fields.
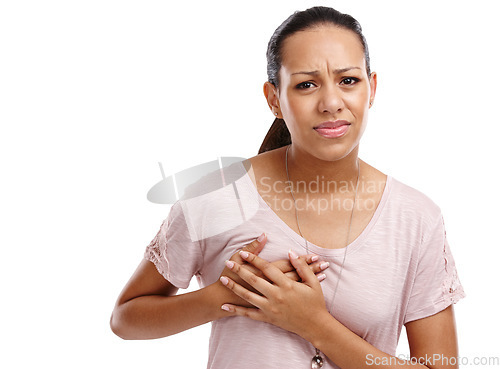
[{"xmin": 144, "ymin": 161, "xmax": 465, "ymax": 369}]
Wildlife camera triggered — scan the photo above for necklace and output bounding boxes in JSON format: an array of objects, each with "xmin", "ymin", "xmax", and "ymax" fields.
[{"xmin": 285, "ymin": 144, "xmax": 360, "ymax": 369}]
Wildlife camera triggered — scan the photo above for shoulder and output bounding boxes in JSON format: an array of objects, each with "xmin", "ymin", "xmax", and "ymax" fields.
[
  {"xmin": 178, "ymin": 158, "xmax": 250, "ymax": 201},
  {"xmin": 389, "ymin": 177, "xmax": 441, "ymax": 215},
  {"xmin": 173, "ymin": 158, "xmax": 260, "ymax": 241},
  {"xmin": 246, "ymin": 146, "xmax": 286, "ymax": 173},
  {"xmin": 385, "ymin": 176, "xmax": 443, "ymax": 238}
]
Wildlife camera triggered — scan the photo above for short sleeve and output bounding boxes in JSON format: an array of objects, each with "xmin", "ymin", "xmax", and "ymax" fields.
[
  {"xmin": 143, "ymin": 201, "xmax": 203, "ymax": 289},
  {"xmin": 404, "ymin": 213, "xmax": 465, "ymax": 324}
]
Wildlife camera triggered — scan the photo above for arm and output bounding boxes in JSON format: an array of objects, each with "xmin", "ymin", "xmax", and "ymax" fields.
[
  {"xmin": 404, "ymin": 306, "xmax": 459, "ymax": 368},
  {"xmin": 220, "ymin": 251, "xmax": 460, "ymax": 369},
  {"xmin": 110, "ymin": 258, "xmax": 227, "ymax": 340},
  {"xmin": 110, "ymin": 235, "xmax": 330, "ymax": 340},
  {"xmin": 306, "ymin": 305, "xmax": 458, "ymax": 369}
]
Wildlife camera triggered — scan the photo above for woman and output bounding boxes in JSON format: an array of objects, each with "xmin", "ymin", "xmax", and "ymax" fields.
[{"xmin": 110, "ymin": 6, "xmax": 465, "ymax": 368}]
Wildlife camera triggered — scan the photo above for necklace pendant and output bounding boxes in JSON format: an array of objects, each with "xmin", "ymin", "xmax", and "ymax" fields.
[{"xmin": 311, "ymin": 353, "xmax": 324, "ymax": 369}]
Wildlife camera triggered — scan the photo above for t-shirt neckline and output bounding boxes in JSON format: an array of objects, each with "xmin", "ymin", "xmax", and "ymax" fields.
[{"xmin": 239, "ymin": 160, "xmax": 393, "ymax": 258}]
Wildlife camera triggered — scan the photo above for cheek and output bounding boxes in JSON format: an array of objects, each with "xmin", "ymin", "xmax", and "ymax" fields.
[
  {"xmin": 281, "ymin": 97, "xmax": 311, "ymax": 139},
  {"xmin": 345, "ymin": 91, "xmax": 369, "ymax": 114},
  {"xmin": 285, "ymin": 94, "xmax": 312, "ymax": 118}
]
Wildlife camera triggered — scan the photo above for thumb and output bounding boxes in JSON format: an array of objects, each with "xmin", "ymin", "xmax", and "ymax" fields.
[{"xmin": 241, "ymin": 232, "xmax": 267, "ymax": 256}]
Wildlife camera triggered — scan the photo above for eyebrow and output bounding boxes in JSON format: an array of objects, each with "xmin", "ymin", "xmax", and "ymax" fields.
[{"xmin": 291, "ymin": 67, "xmax": 361, "ymax": 76}]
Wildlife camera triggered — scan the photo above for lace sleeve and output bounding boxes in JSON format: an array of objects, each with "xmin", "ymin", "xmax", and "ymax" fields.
[
  {"xmin": 144, "ymin": 201, "xmax": 203, "ymax": 289},
  {"xmin": 404, "ymin": 213, "xmax": 465, "ymax": 324},
  {"xmin": 441, "ymin": 221, "xmax": 465, "ymax": 304}
]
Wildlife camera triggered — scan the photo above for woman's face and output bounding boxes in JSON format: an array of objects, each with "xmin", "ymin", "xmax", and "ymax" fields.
[{"xmin": 267, "ymin": 25, "xmax": 377, "ymax": 162}]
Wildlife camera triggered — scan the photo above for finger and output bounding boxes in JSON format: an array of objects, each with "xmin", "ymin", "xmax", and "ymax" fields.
[
  {"xmin": 304, "ymin": 254, "xmax": 320, "ymax": 264},
  {"xmin": 239, "ymin": 233, "xmax": 267, "ymax": 258},
  {"xmin": 272, "ymin": 259, "xmax": 294, "ymax": 274},
  {"xmin": 242, "ymin": 232, "xmax": 266, "ymax": 256},
  {"xmin": 288, "ymin": 249, "xmax": 321, "ymax": 288},
  {"xmin": 245, "ymin": 256, "xmax": 328, "ymax": 280},
  {"xmin": 284, "ymin": 270, "xmax": 327, "ymax": 282},
  {"xmin": 225, "ymin": 259, "xmax": 275, "ymax": 297},
  {"xmin": 309, "ymin": 260, "xmax": 330, "ymax": 275},
  {"xmin": 283, "ymin": 270, "xmax": 300, "ymax": 282},
  {"xmin": 230, "ymin": 233, "xmax": 267, "ymax": 263},
  {"xmin": 220, "ymin": 304, "xmax": 267, "ymax": 323},
  {"xmin": 239, "ymin": 251, "xmax": 289, "ymax": 286},
  {"xmin": 273, "ymin": 254, "xmax": 319, "ymax": 274},
  {"xmin": 220, "ymin": 274, "xmax": 268, "ymax": 308}
]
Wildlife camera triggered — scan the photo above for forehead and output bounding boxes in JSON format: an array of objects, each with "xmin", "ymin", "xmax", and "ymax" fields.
[{"xmin": 280, "ymin": 25, "xmax": 366, "ymax": 73}]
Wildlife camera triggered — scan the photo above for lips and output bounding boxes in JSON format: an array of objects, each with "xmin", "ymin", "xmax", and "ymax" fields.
[
  {"xmin": 313, "ymin": 120, "xmax": 351, "ymax": 139},
  {"xmin": 313, "ymin": 120, "xmax": 350, "ymax": 129}
]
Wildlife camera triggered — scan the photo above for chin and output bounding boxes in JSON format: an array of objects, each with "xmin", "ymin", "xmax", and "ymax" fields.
[{"xmin": 305, "ymin": 144, "xmax": 354, "ymax": 163}]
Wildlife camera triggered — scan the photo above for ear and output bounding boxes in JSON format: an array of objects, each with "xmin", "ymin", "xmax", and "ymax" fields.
[
  {"xmin": 263, "ymin": 82, "xmax": 282, "ymax": 118},
  {"xmin": 368, "ymin": 72, "xmax": 377, "ymax": 108}
]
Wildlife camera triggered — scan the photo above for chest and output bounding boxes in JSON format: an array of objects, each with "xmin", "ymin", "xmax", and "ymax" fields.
[{"xmin": 257, "ymin": 184, "xmax": 383, "ymax": 250}]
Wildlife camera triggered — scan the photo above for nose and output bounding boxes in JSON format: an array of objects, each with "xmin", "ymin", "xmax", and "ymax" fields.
[{"xmin": 317, "ymin": 83, "xmax": 344, "ymax": 114}]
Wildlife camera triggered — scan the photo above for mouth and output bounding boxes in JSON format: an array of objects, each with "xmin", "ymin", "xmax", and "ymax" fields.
[
  {"xmin": 313, "ymin": 120, "xmax": 351, "ymax": 139},
  {"xmin": 313, "ymin": 120, "xmax": 351, "ymax": 129}
]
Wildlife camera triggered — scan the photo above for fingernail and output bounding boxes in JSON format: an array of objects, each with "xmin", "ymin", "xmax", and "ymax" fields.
[
  {"xmin": 221, "ymin": 304, "xmax": 231, "ymax": 311},
  {"xmin": 220, "ymin": 276, "xmax": 229, "ymax": 286},
  {"xmin": 317, "ymin": 273, "xmax": 326, "ymax": 282},
  {"xmin": 257, "ymin": 233, "xmax": 266, "ymax": 243},
  {"xmin": 311, "ymin": 255, "xmax": 319, "ymax": 262},
  {"xmin": 239, "ymin": 251, "xmax": 249, "ymax": 259},
  {"xmin": 225, "ymin": 260, "xmax": 235, "ymax": 269},
  {"xmin": 289, "ymin": 249, "xmax": 299, "ymax": 259},
  {"xmin": 320, "ymin": 262, "xmax": 329, "ymax": 270}
]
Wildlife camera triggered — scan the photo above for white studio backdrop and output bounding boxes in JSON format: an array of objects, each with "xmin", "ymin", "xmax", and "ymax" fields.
[{"xmin": 0, "ymin": 0, "xmax": 498, "ymax": 368}]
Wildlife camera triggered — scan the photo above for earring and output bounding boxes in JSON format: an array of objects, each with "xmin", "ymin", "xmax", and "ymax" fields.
[
  {"xmin": 274, "ymin": 112, "xmax": 279, "ymax": 116},
  {"xmin": 369, "ymin": 101, "xmax": 373, "ymax": 107}
]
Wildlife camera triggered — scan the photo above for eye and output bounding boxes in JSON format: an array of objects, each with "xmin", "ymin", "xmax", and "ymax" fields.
[
  {"xmin": 295, "ymin": 81, "xmax": 316, "ymax": 89},
  {"xmin": 340, "ymin": 77, "xmax": 360, "ymax": 86}
]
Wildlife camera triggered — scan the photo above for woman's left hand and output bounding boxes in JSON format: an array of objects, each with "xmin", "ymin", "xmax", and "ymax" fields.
[{"xmin": 219, "ymin": 249, "xmax": 330, "ymax": 338}]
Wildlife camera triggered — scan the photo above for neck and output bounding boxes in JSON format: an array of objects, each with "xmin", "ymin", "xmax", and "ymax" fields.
[{"xmin": 285, "ymin": 144, "xmax": 361, "ymax": 195}]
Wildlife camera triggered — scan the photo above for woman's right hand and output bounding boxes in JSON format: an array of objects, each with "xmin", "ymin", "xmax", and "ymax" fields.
[{"xmin": 213, "ymin": 233, "xmax": 329, "ymax": 310}]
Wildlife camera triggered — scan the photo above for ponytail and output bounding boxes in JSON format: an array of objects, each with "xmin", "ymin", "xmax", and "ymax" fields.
[{"xmin": 258, "ymin": 118, "xmax": 291, "ymax": 154}]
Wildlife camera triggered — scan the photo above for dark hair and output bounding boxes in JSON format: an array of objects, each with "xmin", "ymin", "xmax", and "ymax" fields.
[{"xmin": 258, "ymin": 6, "xmax": 371, "ymax": 154}]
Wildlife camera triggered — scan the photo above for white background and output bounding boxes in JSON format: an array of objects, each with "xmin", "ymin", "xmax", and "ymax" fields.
[{"xmin": 1, "ymin": 0, "xmax": 498, "ymax": 368}]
